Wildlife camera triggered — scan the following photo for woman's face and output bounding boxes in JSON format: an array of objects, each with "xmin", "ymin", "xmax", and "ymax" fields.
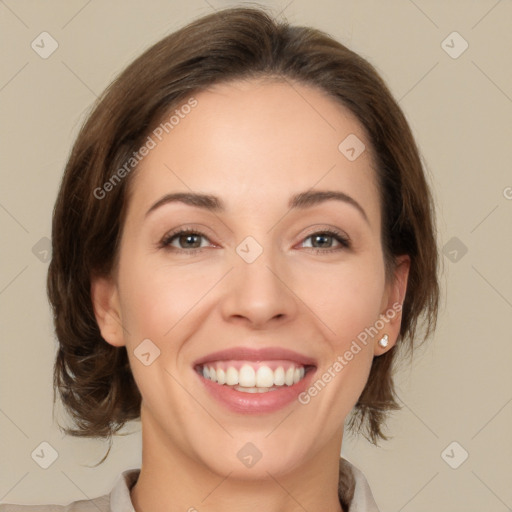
[{"xmin": 92, "ymin": 78, "xmax": 409, "ymax": 478}]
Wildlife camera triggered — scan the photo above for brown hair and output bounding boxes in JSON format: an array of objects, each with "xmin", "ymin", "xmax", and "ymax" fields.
[{"xmin": 48, "ymin": 6, "xmax": 439, "ymax": 460}]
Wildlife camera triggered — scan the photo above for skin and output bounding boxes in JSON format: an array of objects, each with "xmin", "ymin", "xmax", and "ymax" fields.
[{"xmin": 91, "ymin": 78, "xmax": 409, "ymax": 512}]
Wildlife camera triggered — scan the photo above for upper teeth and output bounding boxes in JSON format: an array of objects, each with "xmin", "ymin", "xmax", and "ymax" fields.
[{"xmin": 201, "ymin": 363, "xmax": 306, "ymax": 388}]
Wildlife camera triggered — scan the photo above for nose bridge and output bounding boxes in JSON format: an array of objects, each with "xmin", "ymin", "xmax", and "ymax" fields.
[{"xmin": 220, "ymin": 236, "xmax": 296, "ymax": 326}]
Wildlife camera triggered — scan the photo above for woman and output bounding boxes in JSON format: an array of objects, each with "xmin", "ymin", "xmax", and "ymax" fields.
[{"xmin": 0, "ymin": 6, "xmax": 439, "ymax": 512}]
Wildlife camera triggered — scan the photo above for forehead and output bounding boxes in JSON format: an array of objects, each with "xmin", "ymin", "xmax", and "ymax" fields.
[{"xmin": 127, "ymin": 78, "xmax": 380, "ymax": 222}]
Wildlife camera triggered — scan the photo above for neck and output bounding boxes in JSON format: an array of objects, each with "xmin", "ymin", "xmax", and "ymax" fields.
[{"xmin": 130, "ymin": 406, "xmax": 345, "ymax": 512}]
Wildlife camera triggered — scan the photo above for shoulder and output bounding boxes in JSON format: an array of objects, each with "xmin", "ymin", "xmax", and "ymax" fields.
[
  {"xmin": 0, "ymin": 494, "xmax": 109, "ymax": 512},
  {"xmin": 0, "ymin": 468, "xmax": 141, "ymax": 512},
  {"xmin": 339, "ymin": 457, "xmax": 380, "ymax": 512}
]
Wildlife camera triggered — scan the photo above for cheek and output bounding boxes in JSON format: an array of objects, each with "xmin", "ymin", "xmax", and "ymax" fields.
[
  {"xmin": 118, "ymin": 236, "xmax": 386, "ymax": 348},
  {"xmin": 117, "ymin": 256, "xmax": 218, "ymax": 339},
  {"xmin": 294, "ymin": 258, "xmax": 386, "ymax": 347}
]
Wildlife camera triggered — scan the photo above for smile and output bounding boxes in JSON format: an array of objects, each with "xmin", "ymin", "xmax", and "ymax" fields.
[
  {"xmin": 196, "ymin": 361, "xmax": 311, "ymax": 393},
  {"xmin": 193, "ymin": 346, "xmax": 317, "ymax": 413}
]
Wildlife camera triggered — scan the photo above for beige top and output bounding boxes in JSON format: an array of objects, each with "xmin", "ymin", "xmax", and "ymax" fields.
[{"xmin": 0, "ymin": 458, "xmax": 379, "ymax": 512}]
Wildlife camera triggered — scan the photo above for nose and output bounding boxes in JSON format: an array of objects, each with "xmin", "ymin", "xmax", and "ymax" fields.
[{"xmin": 219, "ymin": 245, "xmax": 298, "ymax": 329}]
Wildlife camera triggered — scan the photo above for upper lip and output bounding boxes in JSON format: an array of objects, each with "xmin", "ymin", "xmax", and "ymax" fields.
[{"xmin": 193, "ymin": 347, "xmax": 317, "ymax": 367}]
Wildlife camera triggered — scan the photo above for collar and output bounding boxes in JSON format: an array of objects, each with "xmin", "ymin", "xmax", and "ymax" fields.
[{"xmin": 109, "ymin": 458, "xmax": 379, "ymax": 512}]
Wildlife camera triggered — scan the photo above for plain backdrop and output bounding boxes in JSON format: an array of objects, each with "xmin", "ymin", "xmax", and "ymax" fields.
[{"xmin": 1, "ymin": 1, "xmax": 511, "ymax": 511}]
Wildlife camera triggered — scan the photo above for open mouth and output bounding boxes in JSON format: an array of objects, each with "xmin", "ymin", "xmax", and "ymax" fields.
[
  {"xmin": 195, "ymin": 360, "xmax": 316, "ymax": 393},
  {"xmin": 192, "ymin": 346, "xmax": 318, "ymax": 413}
]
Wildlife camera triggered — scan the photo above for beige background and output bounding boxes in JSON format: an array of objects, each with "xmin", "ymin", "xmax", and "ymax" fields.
[{"xmin": 1, "ymin": 1, "xmax": 511, "ymax": 510}]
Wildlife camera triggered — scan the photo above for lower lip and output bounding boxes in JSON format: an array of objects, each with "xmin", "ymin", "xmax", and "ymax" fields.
[{"xmin": 196, "ymin": 367, "xmax": 316, "ymax": 414}]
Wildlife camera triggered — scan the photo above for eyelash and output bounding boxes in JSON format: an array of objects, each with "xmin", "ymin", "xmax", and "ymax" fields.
[{"xmin": 158, "ymin": 227, "xmax": 351, "ymax": 255}]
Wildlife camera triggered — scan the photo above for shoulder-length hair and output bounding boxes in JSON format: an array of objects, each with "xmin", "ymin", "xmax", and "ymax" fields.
[{"xmin": 47, "ymin": 6, "xmax": 439, "ymax": 460}]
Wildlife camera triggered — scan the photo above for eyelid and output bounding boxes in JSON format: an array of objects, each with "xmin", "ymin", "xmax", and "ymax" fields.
[
  {"xmin": 294, "ymin": 223, "xmax": 351, "ymax": 246},
  {"xmin": 160, "ymin": 223, "xmax": 216, "ymax": 241},
  {"xmin": 299, "ymin": 225, "xmax": 351, "ymax": 244}
]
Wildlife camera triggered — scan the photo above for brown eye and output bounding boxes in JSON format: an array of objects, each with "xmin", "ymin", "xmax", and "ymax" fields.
[{"xmin": 159, "ymin": 229, "xmax": 212, "ymax": 253}]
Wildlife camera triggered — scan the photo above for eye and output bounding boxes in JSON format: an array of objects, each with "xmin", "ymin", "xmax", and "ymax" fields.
[
  {"xmin": 159, "ymin": 228, "xmax": 213, "ymax": 254},
  {"xmin": 158, "ymin": 227, "xmax": 351, "ymax": 255},
  {"xmin": 299, "ymin": 229, "xmax": 351, "ymax": 253}
]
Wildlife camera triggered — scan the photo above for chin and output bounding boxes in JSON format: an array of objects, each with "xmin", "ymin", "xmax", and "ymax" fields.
[{"xmin": 190, "ymin": 434, "xmax": 312, "ymax": 480}]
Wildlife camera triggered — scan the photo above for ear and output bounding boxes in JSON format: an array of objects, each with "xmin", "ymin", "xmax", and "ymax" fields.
[
  {"xmin": 374, "ymin": 254, "xmax": 410, "ymax": 356},
  {"xmin": 90, "ymin": 274, "xmax": 126, "ymax": 347}
]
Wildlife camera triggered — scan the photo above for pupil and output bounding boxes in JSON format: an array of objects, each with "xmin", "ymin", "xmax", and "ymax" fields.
[
  {"xmin": 182, "ymin": 234, "xmax": 200, "ymax": 248},
  {"xmin": 177, "ymin": 233, "xmax": 333, "ymax": 249},
  {"xmin": 314, "ymin": 234, "xmax": 330, "ymax": 248}
]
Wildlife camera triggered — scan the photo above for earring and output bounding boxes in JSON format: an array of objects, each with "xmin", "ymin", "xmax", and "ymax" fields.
[{"xmin": 378, "ymin": 334, "xmax": 389, "ymax": 348}]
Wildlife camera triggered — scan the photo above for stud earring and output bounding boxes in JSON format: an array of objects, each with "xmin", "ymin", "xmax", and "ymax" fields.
[{"xmin": 378, "ymin": 334, "xmax": 389, "ymax": 348}]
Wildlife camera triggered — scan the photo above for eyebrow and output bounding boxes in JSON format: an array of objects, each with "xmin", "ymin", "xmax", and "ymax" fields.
[{"xmin": 145, "ymin": 190, "xmax": 369, "ymax": 223}]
